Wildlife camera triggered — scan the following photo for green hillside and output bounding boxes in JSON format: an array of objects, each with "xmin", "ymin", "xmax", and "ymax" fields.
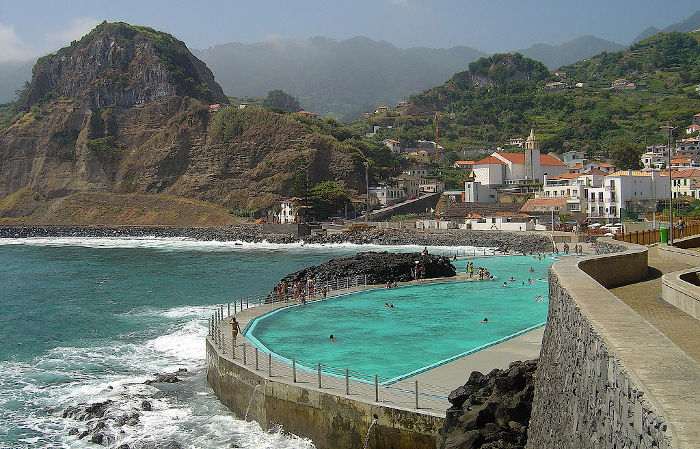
[{"xmin": 360, "ymin": 31, "xmax": 700, "ymax": 159}]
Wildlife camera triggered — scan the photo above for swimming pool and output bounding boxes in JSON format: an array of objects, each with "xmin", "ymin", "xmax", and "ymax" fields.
[{"xmin": 245, "ymin": 255, "xmax": 555, "ymax": 382}]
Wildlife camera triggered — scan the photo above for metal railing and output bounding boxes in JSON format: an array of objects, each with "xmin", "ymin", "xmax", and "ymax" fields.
[{"xmin": 208, "ymin": 317, "xmax": 452, "ymax": 411}]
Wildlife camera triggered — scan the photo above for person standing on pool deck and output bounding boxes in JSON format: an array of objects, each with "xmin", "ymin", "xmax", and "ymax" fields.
[{"xmin": 229, "ymin": 316, "xmax": 241, "ymax": 340}]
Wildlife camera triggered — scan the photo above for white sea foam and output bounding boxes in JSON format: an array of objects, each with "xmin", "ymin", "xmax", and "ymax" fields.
[{"xmin": 0, "ymin": 235, "xmax": 494, "ymax": 255}]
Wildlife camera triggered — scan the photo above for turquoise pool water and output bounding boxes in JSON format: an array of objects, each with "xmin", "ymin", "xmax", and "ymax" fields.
[{"xmin": 246, "ymin": 255, "xmax": 556, "ymax": 381}]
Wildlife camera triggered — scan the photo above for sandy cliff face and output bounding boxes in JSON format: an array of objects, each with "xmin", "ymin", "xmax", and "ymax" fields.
[{"xmin": 0, "ymin": 22, "xmax": 365, "ymax": 224}]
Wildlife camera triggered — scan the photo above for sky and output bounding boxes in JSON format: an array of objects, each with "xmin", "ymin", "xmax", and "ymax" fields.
[{"xmin": 1, "ymin": 0, "xmax": 699, "ymax": 63}]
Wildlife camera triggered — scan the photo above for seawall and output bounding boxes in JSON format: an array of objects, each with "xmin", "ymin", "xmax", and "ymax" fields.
[
  {"xmin": 206, "ymin": 338, "xmax": 443, "ymax": 449},
  {"xmin": 527, "ymin": 239, "xmax": 699, "ymax": 449}
]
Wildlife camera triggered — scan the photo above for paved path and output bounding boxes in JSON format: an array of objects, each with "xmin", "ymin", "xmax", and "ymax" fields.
[{"xmin": 609, "ymin": 245, "xmax": 700, "ymax": 361}]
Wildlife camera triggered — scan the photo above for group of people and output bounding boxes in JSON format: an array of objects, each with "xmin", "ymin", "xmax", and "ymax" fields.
[
  {"xmin": 562, "ymin": 243, "xmax": 584, "ymax": 255},
  {"xmin": 274, "ymin": 279, "xmax": 328, "ymax": 305},
  {"xmin": 411, "ymin": 263, "xmax": 426, "ymax": 281},
  {"xmin": 465, "ymin": 262, "xmax": 494, "ymax": 281}
]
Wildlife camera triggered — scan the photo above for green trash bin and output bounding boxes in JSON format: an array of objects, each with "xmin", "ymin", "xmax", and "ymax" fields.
[{"xmin": 659, "ymin": 226, "xmax": 668, "ymax": 244}]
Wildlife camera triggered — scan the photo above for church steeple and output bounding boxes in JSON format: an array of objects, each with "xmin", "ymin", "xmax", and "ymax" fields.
[{"xmin": 526, "ymin": 129, "xmax": 539, "ymax": 151}]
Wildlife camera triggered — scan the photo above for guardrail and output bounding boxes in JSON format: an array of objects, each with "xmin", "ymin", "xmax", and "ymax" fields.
[
  {"xmin": 206, "ymin": 274, "xmax": 457, "ymax": 411},
  {"xmin": 614, "ymin": 221, "xmax": 700, "ymax": 245}
]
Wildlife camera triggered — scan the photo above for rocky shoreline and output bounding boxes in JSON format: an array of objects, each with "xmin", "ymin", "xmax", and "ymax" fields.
[{"xmin": 0, "ymin": 225, "xmax": 552, "ymax": 253}]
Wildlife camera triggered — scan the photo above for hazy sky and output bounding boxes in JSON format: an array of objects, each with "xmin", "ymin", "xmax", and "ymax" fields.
[{"xmin": 1, "ymin": 0, "xmax": 698, "ymax": 62}]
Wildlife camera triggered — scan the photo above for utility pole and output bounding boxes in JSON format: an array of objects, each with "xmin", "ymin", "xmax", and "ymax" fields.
[
  {"xmin": 661, "ymin": 125, "xmax": 676, "ymax": 245},
  {"xmin": 364, "ymin": 161, "xmax": 369, "ymax": 222},
  {"xmin": 434, "ymin": 112, "xmax": 440, "ymax": 164}
]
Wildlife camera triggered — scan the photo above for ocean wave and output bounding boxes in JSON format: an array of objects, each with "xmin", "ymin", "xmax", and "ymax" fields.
[{"xmin": 0, "ymin": 236, "xmax": 493, "ymax": 254}]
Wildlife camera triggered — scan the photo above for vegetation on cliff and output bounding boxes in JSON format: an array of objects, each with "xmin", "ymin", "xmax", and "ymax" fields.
[{"xmin": 364, "ymin": 31, "xmax": 700, "ymax": 156}]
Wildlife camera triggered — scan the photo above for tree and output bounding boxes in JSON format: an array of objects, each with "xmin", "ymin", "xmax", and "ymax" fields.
[
  {"xmin": 307, "ymin": 181, "xmax": 350, "ymax": 219},
  {"xmin": 263, "ymin": 89, "xmax": 300, "ymax": 112},
  {"xmin": 609, "ymin": 138, "xmax": 643, "ymax": 169}
]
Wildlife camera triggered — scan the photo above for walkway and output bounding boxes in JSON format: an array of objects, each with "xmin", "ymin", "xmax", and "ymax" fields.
[{"xmin": 609, "ymin": 245, "xmax": 700, "ymax": 361}]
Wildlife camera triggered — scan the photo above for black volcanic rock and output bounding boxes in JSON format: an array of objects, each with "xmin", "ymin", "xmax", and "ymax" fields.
[
  {"xmin": 278, "ymin": 251, "xmax": 456, "ymax": 286},
  {"xmin": 438, "ymin": 360, "xmax": 538, "ymax": 449}
]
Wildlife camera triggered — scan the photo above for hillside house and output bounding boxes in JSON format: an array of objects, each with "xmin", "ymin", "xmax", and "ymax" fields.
[
  {"xmin": 554, "ymin": 71, "xmax": 567, "ymax": 78},
  {"xmin": 403, "ymin": 165, "xmax": 428, "ymax": 177},
  {"xmin": 509, "ymin": 137, "xmax": 525, "ymax": 147},
  {"xmin": 694, "ymin": 113, "xmax": 700, "ymax": 126},
  {"xmin": 298, "ymin": 110, "xmax": 319, "ymax": 119},
  {"xmin": 612, "ymin": 78, "xmax": 629, "ymax": 88},
  {"xmin": 453, "ymin": 160, "xmax": 475, "ymax": 169},
  {"xmin": 419, "ymin": 179, "xmax": 445, "ymax": 193},
  {"xmin": 666, "ymin": 169, "xmax": 700, "ymax": 199},
  {"xmin": 276, "ymin": 199, "xmax": 298, "ymax": 224},
  {"xmin": 368, "ymin": 184, "xmax": 405, "ymax": 206},
  {"xmin": 408, "ymin": 150, "xmax": 431, "ymax": 164},
  {"xmin": 383, "ymin": 139, "xmax": 402, "ymax": 154},
  {"xmin": 396, "ymin": 174, "xmax": 421, "ymax": 197},
  {"xmin": 543, "ymin": 82, "xmax": 567, "ymax": 91},
  {"xmin": 374, "ymin": 106, "xmax": 389, "ymax": 114},
  {"xmin": 562, "ymin": 150, "xmax": 587, "ymax": 166},
  {"xmin": 687, "ymin": 124, "xmax": 700, "ymax": 134},
  {"xmin": 209, "ymin": 104, "xmax": 221, "ymax": 112},
  {"xmin": 624, "ymin": 83, "xmax": 636, "ymax": 90}
]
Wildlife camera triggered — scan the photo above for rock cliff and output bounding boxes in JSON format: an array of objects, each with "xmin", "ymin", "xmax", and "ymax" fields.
[{"xmin": 0, "ymin": 22, "xmax": 368, "ymax": 224}]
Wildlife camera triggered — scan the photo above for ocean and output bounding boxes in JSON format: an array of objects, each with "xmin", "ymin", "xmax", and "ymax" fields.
[{"xmin": 0, "ymin": 237, "xmax": 478, "ymax": 449}]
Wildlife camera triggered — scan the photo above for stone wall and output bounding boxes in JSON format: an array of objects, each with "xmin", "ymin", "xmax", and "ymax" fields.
[
  {"xmin": 206, "ymin": 339, "xmax": 444, "ymax": 449},
  {"xmin": 527, "ymin": 239, "xmax": 699, "ymax": 449}
]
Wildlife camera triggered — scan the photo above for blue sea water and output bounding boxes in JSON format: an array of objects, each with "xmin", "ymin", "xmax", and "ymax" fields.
[{"xmin": 0, "ymin": 237, "xmax": 496, "ymax": 449}]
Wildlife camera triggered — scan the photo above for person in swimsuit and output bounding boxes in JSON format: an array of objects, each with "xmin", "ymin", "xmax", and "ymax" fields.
[{"xmin": 229, "ymin": 316, "xmax": 241, "ymax": 340}]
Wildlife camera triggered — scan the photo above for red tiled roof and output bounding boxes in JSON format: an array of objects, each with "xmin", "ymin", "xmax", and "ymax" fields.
[
  {"xmin": 454, "ymin": 160, "xmax": 475, "ymax": 165},
  {"xmin": 475, "ymin": 156, "xmax": 506, "ymax": 165},
  {"xmin": 569, "ymin": 164, "xmax": 583, "ymax": 170},
  {"xmin": 613, "ymin": 78, "xmax": 628, "ymax": 83},
  {"xmin": 495, "ymin": 152, "xmax": 567, "ymax": 167},
  {"xmin": 549, "ymin": 173, "xmax": 582, "ymax": 180},
  {"xmin": 385, "ymin": 139, "xmax": 400, "ymax": 143},
  {"xmin": 598, "ymin": 163, "xmax": 614, "ymax": 167},
  {"xmin": 298, "ymin": 110, "xmax": 318, "ymax": 116}
]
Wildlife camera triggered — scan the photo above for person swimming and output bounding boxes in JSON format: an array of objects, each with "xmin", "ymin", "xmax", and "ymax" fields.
[
  {"xmin": 479, "ymin": 317, "xmax": 488, "ymax": 323},
  {"xmin": 329, "ymin": 334, "xmax": 337, "ymax": 342}
]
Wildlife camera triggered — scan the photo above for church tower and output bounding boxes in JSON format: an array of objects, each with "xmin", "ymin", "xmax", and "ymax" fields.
[{"xmin": 524, "ymin": 129, "xmax": 541, "ymax": 182}]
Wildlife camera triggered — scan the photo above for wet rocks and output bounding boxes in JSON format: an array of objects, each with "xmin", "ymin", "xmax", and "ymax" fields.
[
  {"xmin": 438, "ymin": 360, "xmax": 538, "ymax": 449},
  {"xmin": 144, "ymin": 368, "xmax": 188, "ymax": 385},
  {"xmin": 279, "ymin": 251, "xmax": 456, "ymax": 285}
]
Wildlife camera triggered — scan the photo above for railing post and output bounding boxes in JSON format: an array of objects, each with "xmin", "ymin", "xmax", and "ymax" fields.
[
  {"xmin": 227, "ymin": 302, "xmax": 230, "ymax": 316},
  {"xmin": 292, "ymin": 359, "xmax": 297, "ymax": 383},
  {"xmin": 246, "ymin": 298, "xmax": 249, "ymax": 309},
  {"xmin": 317, "ymin": 363, "xmax": 322, "ymax": 388},
  {"xmin": 345, "ymin": 369, "xmax": 349, "ymax": 395},
  {"xmin": 242, "ymin": 343, "xmax": 247, "ymax": 365},
  {"xmin": 268, "ymin": 353, "xmax": 272, "ymax": 377},
  {"xmin": 415, "ymin": 380, "xmax": 419, "ymax": 409},
  {"xmin": 255, "ymin": 348, "xmax": 259, "ymax": 370},
  {"xmin": 231, "ymin": 338, "xmax": 236, "ymax": 358},
  {"xmin": 374, "ymin": 375, "xmax": 379, "ymax": 402},
  {"xmin": 234, "ymin": 301, "xmax": 237, "ymax": 314}
]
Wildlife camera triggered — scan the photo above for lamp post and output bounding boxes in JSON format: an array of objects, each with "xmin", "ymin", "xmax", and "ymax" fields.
[
  {"xmin": 364, "ymin": 161, "xmax": 369, "ymax": 222},
  {"xmin": 661, "ymin": 125, "xmax": 676, "ymax": 245}
]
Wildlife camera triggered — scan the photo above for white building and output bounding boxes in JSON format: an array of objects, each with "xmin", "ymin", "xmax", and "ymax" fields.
[
  {"xmin": 368, "ymin": 184, "xmax": 406, "ymax": 206},
  {"xmin": 586, "ymin": 170, "xmax": 670, "ymax": 222},
  {"xmin": 403, "ymin": 165, "xmax": 428, "ymax": 177},
  {"xmin": 464, "ymin": 213, "xmax": 535, "ymax": 231},
  {"xmin": 472, "ymin": 130, "xmax": 568, "ymax": 187},
  {"xmin": 464, "ymin": 180, "xmax": 498, "ymax": 203},
  {"xmin": 541, "ymin": 170, "xmax": 606, "ymax": 213},
  {"xmin": 383, "ymin": 139, "xmax": 402, "ymax": 154},
  {"xmin": 562, "ymin": 150, "xmax": 587, "ymax": 166},
  {"xmin": 419, "ymin": 179, "xmax": 445, "ymax": 193},
  {"xmin": 276, "ymin": 199, "xmax": 298, "ymax": 224}
]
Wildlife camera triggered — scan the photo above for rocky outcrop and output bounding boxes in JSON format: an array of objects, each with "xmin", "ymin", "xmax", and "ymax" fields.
[
  {"xmin": 279, "ymin": 251, "xmax": 456, "ymax": 285},
  {"xmin": 0, "ymin": 22, "xmax": 368, "ymax": 217},
  {"xmin": 438, "ymin": 360, "xmax": 538, "ymax": 449}
]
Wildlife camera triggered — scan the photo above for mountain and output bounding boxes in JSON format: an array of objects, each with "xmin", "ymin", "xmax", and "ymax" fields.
[
  {"xmin": 663, "ymin": 10, "xmax": 700, "ymax": 33},
  {"xmin": 385, "ymin": 31, "xmax": 700, "ymax": 157},
  {"xmin": 518, "ymin": 35, "xmax": 626, "ymax": 69},
  {"xmin": 0, "ymin": 22, "xmax": 391, "ymax": 225},
  {"xmin": 633, "ymin": 26, "xmax": 661, "ymax": 44},
  {"xmin": 194, "ymin": 37, "xmax": 486, "ymax": 121}
]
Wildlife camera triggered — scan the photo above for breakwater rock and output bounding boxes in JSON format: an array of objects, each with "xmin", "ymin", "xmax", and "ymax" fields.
[
  {"xmin": 0, "ymin": 225, "xmax": 552, "ymax": 253},
  {"xmin": 279, "ymin": 251, "xmax": 456, "ymax": 285},
  {"xmin": 438, "ymin": 359, "xmax": 537, "ymax": 449}
]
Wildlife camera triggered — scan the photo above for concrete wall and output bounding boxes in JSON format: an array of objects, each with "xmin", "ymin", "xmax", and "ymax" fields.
[
  {"xmin": 206, "ymin": 339, "xmax": 443, "ymax": 449},
  {"xmin": 527, "ymin": 239, "xmax": 700, "ymax": 449},
  {"xmin": 662, "ymin": 268, "xmax": 700, "ymax": 320},
  {"xmin": 368, "ymin": 193, "xmax": 441, "ymax": 222}
]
